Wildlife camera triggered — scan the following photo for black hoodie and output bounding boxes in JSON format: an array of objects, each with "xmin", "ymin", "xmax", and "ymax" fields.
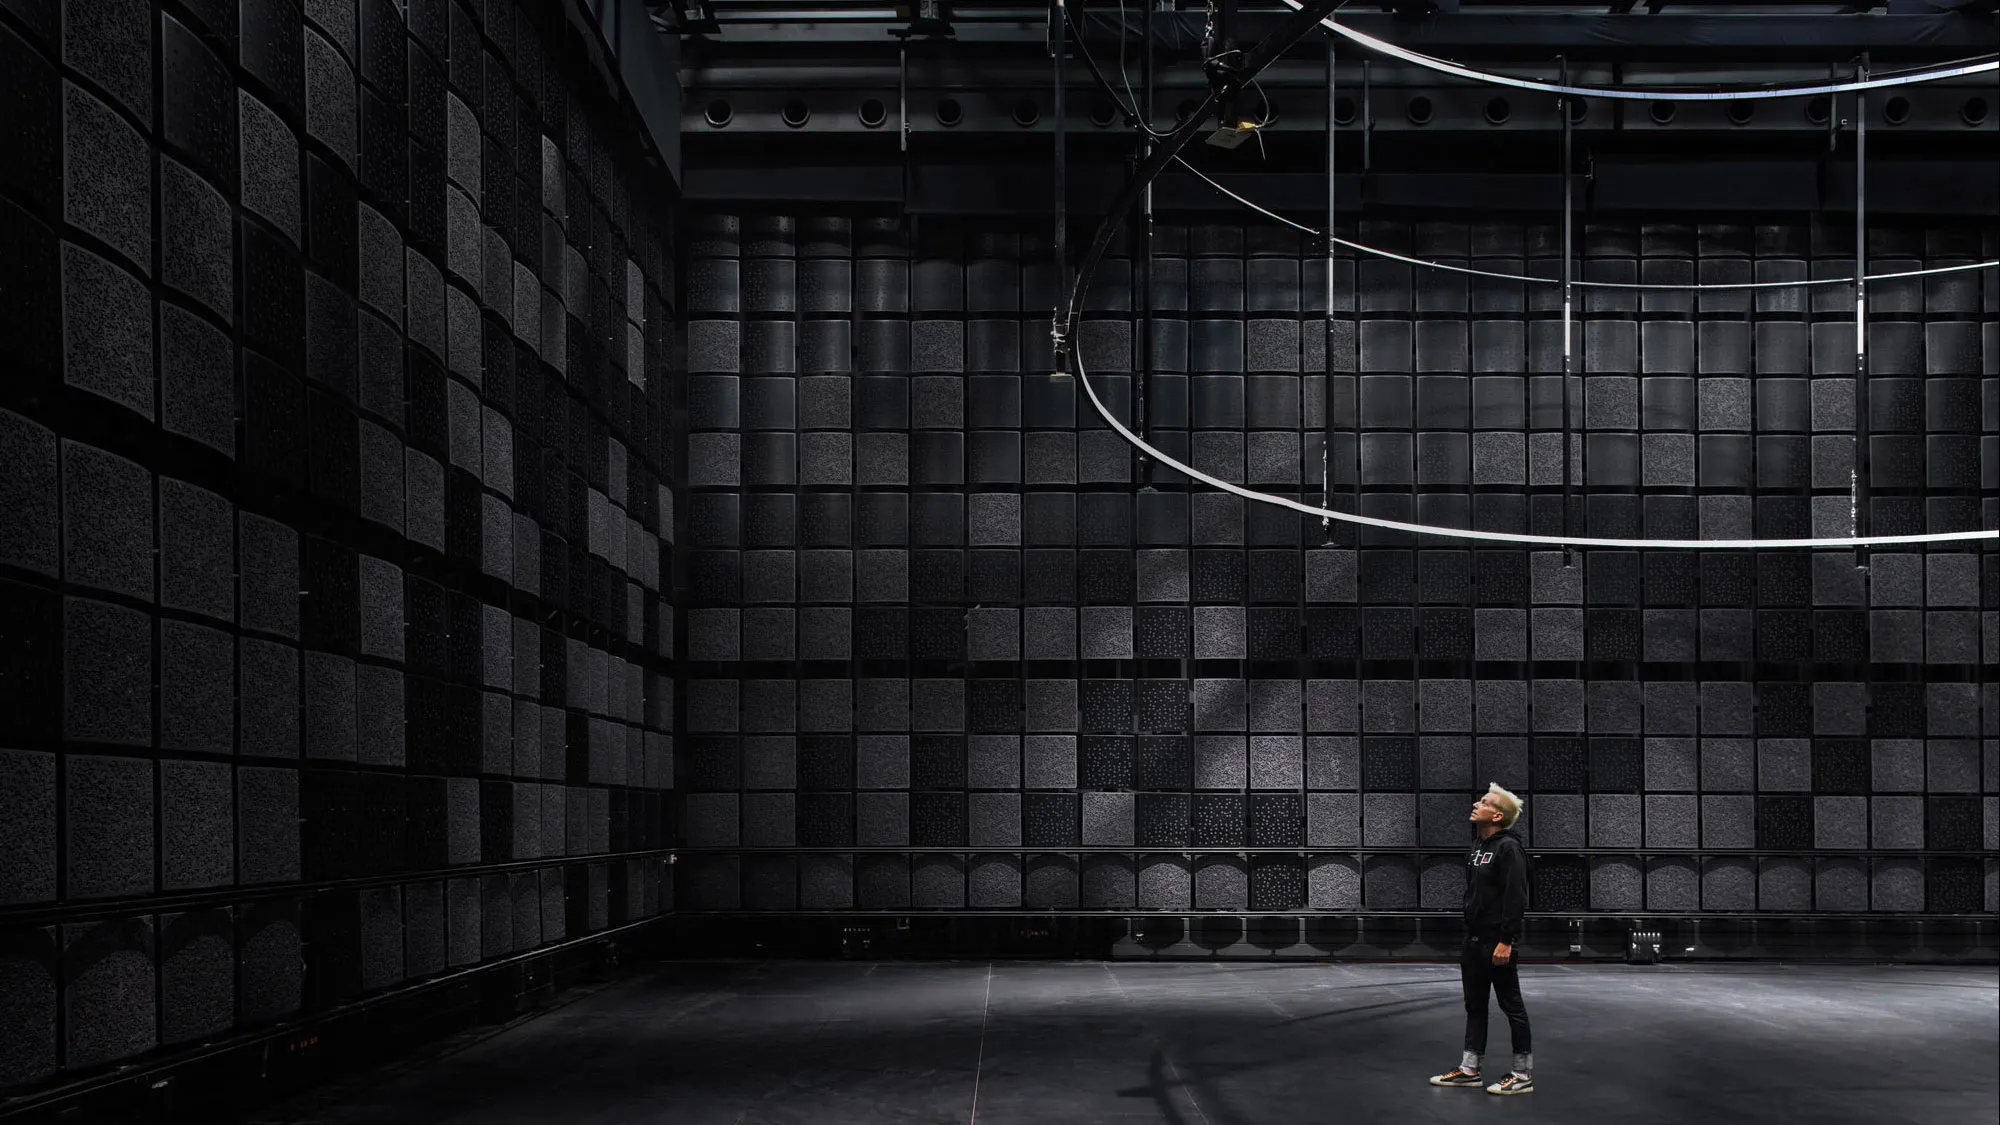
[{"xmin": 1463, "ymin": 827, "xmax": 1530, "ymax": 945}]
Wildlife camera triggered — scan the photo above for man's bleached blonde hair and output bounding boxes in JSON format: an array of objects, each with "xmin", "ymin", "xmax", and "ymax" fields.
[{"xmin": 1486, "ymin": 783, "xmax": 1524, "ymax": 828}]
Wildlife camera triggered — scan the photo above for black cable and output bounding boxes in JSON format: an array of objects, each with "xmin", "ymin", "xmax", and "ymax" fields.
[{"xmin": 1058, "ymin": 0, "xmax": 1348, "ymax": 369}]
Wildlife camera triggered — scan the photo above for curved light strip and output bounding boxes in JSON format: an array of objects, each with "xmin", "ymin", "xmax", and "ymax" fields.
[
  {"xmin": 1059, "ymin": 1, "xmax": 1997, "ymax": 548},
  {"xmin": 1288, "ymin": 7, "xmax": 2000, "ymax": 101},
  {"xmin": 1071, "ymin": 350, "xmax": 1996, "ymax": 548},
  {"xmin": 1175, "ymin": 158, "xmax": 2000, "ymax": 291}
]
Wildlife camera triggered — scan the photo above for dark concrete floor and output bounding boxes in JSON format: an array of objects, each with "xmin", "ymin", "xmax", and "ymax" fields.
[{"xmin": 289, "ymin": 960, "xmax": 1998, "ymax": 1125}]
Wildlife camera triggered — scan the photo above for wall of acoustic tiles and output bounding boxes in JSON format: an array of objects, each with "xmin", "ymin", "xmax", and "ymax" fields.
[
  {"xmin": 677, "ymin": 211, "xmax": 1996, "ymax": 920},
  {"xmin": 0, "ymin": 0, "xmax": 678, "ymax": 1089}
]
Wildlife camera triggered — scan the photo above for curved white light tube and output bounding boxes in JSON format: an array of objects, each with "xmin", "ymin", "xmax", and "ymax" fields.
[
  {"xmin": 1069, "ymin": 350, "xmax": 1998, "ymax": 549},
  {"xmin": 1174, "ymin": 158, "xmax": 2000, "ymax": 291},
  {"xmin": 1279, "ymin": 6, "xmax": 1999, "ymax": 101}
]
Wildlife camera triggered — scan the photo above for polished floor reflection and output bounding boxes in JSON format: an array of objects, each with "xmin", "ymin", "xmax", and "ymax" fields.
[{"xmin": 287, "ymin": 960, "xmax": 1999, "ymax": 1124}]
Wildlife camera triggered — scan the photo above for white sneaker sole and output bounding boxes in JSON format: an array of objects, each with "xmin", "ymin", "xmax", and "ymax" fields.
[
  {"xmin": 1486, "ymin": 1082, "xmax": 1534, "ymax": 1095},
  {"xmin": 1429, "ymin": 1076, "xmax": 1483, "ymax": 1087}
]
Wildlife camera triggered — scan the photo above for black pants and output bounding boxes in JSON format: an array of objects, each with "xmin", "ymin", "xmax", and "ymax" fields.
[{"xmin": 1461, "ymin": 936, "xmax": 1531, "ymax": 1058}]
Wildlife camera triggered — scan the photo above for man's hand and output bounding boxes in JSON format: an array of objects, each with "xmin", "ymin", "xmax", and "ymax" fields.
[{"xmin": 1492, "ymin": 942, "xmax": 1513, "ymax": 966}]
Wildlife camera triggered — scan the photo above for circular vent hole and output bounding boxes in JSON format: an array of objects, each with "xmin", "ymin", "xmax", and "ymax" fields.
[
  {"xmin": 1406, "ymin": 95, "xmax": 1433, "ymax": 125},
  {"xmin": 858, "ymin": 98, "xmax": 887, "ymax": 128},
  {"xmin": 1012, "ymin": 98, "xmax": 1040, "ymax": 127},
  {"xmin": 1882, "ymin": 96, "xmax": 1910, "ymax": 125},
  {"xmin": 1805, "ymin": 96, "xmax": 1831, "ymax": 125},
  {"xmin": 1332, "ymin": 96, "xmax": 1357, "ymax": 126},
  {"xmin": 1726, "ymin": 101, "xmax": 1754, "ymax": 126},
  {"xmin": 704, "ymin": 99, "xmax": 732, "ymax": 127},
  {"xmin": 936, "ymin": 98, "xmax": 963, "ymax": 126},
  {"xmin": 1483, "ymin": 97, "xmax": 1510, "ymax": 125},
  {"xmin": 1649, "ymin": 101, "xmax": 1675, "ymax": 125},
  {"xmin": 1963, "ymin": 97, "xmax": 1991, "ymax": 126},
  {"xmin": 781, "ymin": 99, "xmax": 810, "ymax": 128},
  {"xmin": 1090, "ymin": 94, "xmax": 1120, "ymax": 127}
]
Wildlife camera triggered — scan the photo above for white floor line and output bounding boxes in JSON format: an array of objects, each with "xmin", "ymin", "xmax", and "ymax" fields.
[{"xmin": 969, "ymin": 962, "xmax": 994, "ymax": 1125}]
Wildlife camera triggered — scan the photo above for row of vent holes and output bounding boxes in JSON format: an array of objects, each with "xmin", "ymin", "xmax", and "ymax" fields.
[{"xmin": 705, "ymin": 93, "xmax": 1992, "ymax": 129}]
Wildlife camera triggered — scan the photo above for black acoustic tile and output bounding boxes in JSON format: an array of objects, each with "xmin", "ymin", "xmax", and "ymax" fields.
[
  {"xmin": 1756, "ymin": 796, "xmax": 1812, "ymax": 851},
  {"xmin": 1133, "ymin": 736, "xmax": 1190, "ymax": 791},
  {"xmin": 242, "ymin": 221, "xmax": 306, "ymax": 374},
  {"xmin": 161, "ymin": 159, "xmax": 235, "ymax": 322},
  {"xmin": 61, "ymin": 914, "xmax": 158, "ymax": 1069},
  {"xmin": 159, "ymin": 906, "xmax": 233, "ymax": 1047},
  {"xmin": 160, "ymin": 761, "xmax": 233, "ymax": 890},
  {"xmin": 1588, "ymin": 738, "xmax": 1641, "ymax": 793},
  {"xmin": 1361, "ymin": 736, "xmax": 1415, "ymax": 790},
  {"xmin": 1531, "ymin": 856, "xmax": 1585, "ymax": 912},
  {"xmin": 1927, "ymin": 857, "xmax": 1982, "ymax": 914},
  {"xmin": 0, "ymin": 582, "xmax": 59, "ymax": 751},
  {"xmin": 797, "ymin": 736, "xmax": 854, "ymax": 791},
  {"xmin": 60, "ymin": 243, "xmax": 155, "ymax": 420},
  {"xmin": 1080, "ymin": 736, "xmax": 1132, "ymax": 789},
  {"xmin": 407, "ymin": 140, "xmax": 447, "ymax": 257},
  {"xmin": 910, "ymin": 792, "xmax": 965, "ymax": 847},
  {"xmin": 243, "ymin": 353, "xmax": 307, "ymax": 492},
  {"xmin": 157, "ymin": 480, "xmax": 234, "ymax": 622},
  {"xmin": 1927, "ymin": 797, "xmax": 1981, "ymax": 851},
  {"xmin": 65, "ymin": 751, "xmax": 154, "ymax": 899},
  {"xmin": 1191, "ymin": 794, "xmax": 1245, "ymax": 847},
  {"xmin": 241, "ymin": 0, "xmax": 306, "ymax": 122},
  {"xmin": 63, "ymin": 82, "xmax": 152, "ymax": 272},
  {"xmin": 798, "ymin": 793, "xmax": 853, "ymax": 848},
  {"xmin": 358, "ymin": 85, "xmax": 407, "ymax": 221},
  {"xmin": 409, "ymin": 41, "xmax": 447, "ymax": 153},
  {"xmin": 912, "ymin": 735, "xmax": 967, "ymax": 790},
  {"xmin": 0, "ymin": 205, "xmax": 62, "ymax": 412},
  {"xmin": 162, "ymin": 15, "xmax": 237, "ymax": 194},
  {"xmin": 308, "ymin": 155, "xmax": 364, "ymax": 290},
  {"xmin": 304, "ymin": 274, "xmax": 357, "ymax": 402},
  {"xmin": 1023, "ymin": 793, "xmax": 1077, "ymax": 847},
  {"xmin": 1534, "ymin": 736, "xmax": 1586, "ymax": 792},
  {"xmin": 62, "ymin": 441, "xmax": 153, "ymax": 602},
  {"xmin": 0, "ymin": 24, "xmax": 61, "ymax": 220},
  {"xmin": 1869, "ymin": 684, "xmax": 1924, "ymax": 738},
  {"xmin": 1250, "ymin": 794, "xmax": 1304, "ymax": 847}
]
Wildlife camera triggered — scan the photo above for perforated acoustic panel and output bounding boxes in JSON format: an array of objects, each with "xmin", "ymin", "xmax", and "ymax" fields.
[
  {"xmin": 0, "ymin": 0, "xmax": 677, "ymax": 1090},
  {"xmin": 677, "ymin": 211, "xmax": 1996, "ymax": 920}
]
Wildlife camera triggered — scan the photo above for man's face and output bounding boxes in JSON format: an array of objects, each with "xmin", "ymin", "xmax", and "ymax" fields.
[{"xmin": 1469, "ymin": 793, "xmax": 1504, "ymax": 826}]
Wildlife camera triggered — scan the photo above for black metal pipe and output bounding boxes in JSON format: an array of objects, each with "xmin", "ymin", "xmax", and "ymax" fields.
[
  {"xmin": 1323, "ymin": 31, "xmax": 1337, "ymax": 544},
  {"xmin": 1560, "ymin": 55, "xmax": 1577, "ymax": 567},
  {"xmin": 1137, "ymin": 0, "xmax": 1154, "ymax": 485},
  {"xmin": 1054, "ymin": 0, "xmax": 1069, "ymax": 372},
  {"xmin": 1853, "ymin": 55, "xmax": 1870, "ymax": 566}
]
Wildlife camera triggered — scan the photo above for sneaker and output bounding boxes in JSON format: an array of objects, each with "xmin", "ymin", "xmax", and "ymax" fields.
[
  {"xmin": 1429, "ymin": 1068, "xmax": 1484, "ymax": 1087},
  {"xmin": 1486, "ymin": 1074, "xmax": 1534, "ymax": 1096}
]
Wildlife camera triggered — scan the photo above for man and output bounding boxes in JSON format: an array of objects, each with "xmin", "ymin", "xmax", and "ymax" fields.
[{"xmin": 1429, "ymin": 783, "xmax": 1533, "ymax": 1095}]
